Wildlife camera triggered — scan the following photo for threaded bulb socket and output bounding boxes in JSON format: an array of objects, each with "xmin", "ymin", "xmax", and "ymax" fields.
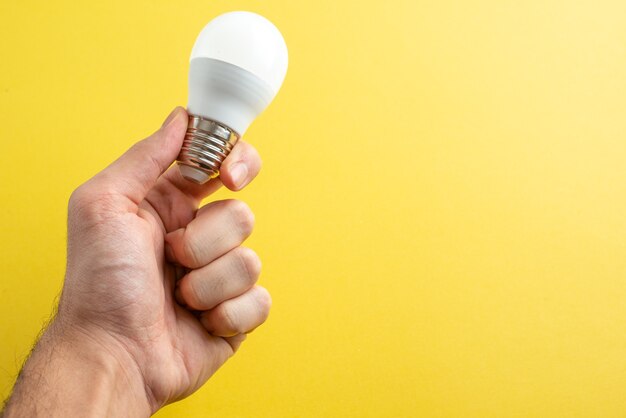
[{"xmin": 176, "ymin": 114, "xmax": 240, "ymax": 184}]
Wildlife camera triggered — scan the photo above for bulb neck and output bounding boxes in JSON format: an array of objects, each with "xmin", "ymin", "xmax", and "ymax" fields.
[{"xmin": 176, "ymin": 114, "xmax": 240, "ymax": 184}]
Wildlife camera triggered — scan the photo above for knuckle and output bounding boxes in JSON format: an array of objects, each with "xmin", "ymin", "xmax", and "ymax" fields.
[
  {"xmin": 234, "ymin": 247, "xmax": 261, "ymax": 285},
  {"xmin": 225, "ymin": 200, "xmax": 255, "ymax": 237},
  {"xmin": 254, "ymin": 286, "xmax": 272, "ymax": 321},
  {"xmin": 68, "ymin": 183, "xmax": 100, "ymax": 213},
  {"xmin": 68, "ymin": 184, "xmax": 89, "ymax": 210},
  {"xmin": 68, "ymin": 182, "xmax": 117, "ymax": 223}
]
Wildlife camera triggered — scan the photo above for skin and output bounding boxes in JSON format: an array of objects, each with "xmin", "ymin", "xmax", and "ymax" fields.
[{"xmin": 1, "ymin": 107, "xmax": 271, "ymax": 417}]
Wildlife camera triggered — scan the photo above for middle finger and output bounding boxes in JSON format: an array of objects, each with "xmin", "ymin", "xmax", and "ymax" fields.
[{"xmin": 165, "ymin": 199, "xmax": 255, "ymax": 268}]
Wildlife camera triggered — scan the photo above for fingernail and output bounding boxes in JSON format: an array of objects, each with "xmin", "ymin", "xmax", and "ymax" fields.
[
  {"xmin": 229, "ymin": 162, "xmax": 249, "ymax": 189},
  {"xmin": 162, "ymin": 107, "xmax": 181, "ymax": 128}
]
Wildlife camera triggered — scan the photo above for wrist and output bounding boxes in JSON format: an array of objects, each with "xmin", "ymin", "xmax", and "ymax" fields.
[
  {"xmin": 54, "ymin": 319, "xmax": 155, "ymax": 416},
  {"xmin": 3, "ymin": 318, "xmax": 153, "ymax": 418}
]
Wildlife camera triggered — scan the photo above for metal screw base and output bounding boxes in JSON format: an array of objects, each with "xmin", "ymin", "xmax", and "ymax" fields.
[{"xmin": 176, "ymin": 114, "xmax": 240, "ymax": 184}]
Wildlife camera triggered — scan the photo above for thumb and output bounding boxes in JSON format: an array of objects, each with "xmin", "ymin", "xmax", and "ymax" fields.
[{"xmin": 94, "ymin": 107, "xmax": 188, "ymax": 205}]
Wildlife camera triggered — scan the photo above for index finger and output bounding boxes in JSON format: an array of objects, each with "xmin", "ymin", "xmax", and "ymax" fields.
[
  {"xmin": 143, "ymin": 140, "xmax": 262, "ymax": 232},
  {"xmin": 169, "ymin": 140, "xmax": 261, "ymax": 200}
]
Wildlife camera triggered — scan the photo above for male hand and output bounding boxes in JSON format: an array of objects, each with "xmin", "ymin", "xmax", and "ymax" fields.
[{"xmin": 2, "ymin": 107, "xmax": 270, "ymax": 417}]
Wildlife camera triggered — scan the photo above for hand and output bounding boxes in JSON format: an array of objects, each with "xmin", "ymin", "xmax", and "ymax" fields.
[{"xmin": 2, "ymin": 107, "xmax": 271, "ymax": 417}]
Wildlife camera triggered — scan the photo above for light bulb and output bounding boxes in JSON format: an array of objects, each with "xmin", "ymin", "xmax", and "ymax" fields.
[{"xmin": 177, "ymin": 11, "xmax": 289, "ymax": 184}]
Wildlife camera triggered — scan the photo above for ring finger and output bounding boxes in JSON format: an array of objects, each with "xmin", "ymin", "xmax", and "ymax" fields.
[{"xmin": 175, "ymin": 247, "xmax": 261, "ymax": 311}]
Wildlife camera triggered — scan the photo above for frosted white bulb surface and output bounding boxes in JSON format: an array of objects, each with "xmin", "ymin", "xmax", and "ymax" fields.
[
  {"xmin": 187, "ymin": 11, "xmax": 288, "ymax": 135},
  {"xmin": 190, "ymin": 11, "xmax": 288, "ymax": 94}
]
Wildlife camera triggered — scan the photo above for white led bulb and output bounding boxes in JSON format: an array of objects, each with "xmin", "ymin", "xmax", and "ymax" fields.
[{"xmin": 177, "ymin": 11, "xmax": 289, "ymax": 184}]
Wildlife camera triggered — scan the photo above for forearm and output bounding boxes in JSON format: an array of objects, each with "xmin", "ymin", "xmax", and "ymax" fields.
[{"xmin": 2, "ymin": 320, "xmax": 152, "ymax": 418}]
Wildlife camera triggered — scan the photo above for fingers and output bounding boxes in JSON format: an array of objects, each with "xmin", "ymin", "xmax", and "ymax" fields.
[
  {"xmin": 176, "ymin": 247, "xmax": 261, "ymax": 311},
  {"xmin": 199, "ymin": 286, "xmax": 272, "ymax": 337},
  {"xmin": 165, "ymin": 199, "xmax": 254, "ymax": 269},
  {"xmin": 91, "ymin": 107, "xmax": 188, "ymax": 206},
  {"xmin": 219, "ymin": 140, "xmax": 263, "ymax": 191},
  {"xmin": 162, "ymin": 140, "xmax": 262, "ymax": 202},
  {"xmin": 144, "ymin": 140, "xmax": 262, "ymax": 232}
]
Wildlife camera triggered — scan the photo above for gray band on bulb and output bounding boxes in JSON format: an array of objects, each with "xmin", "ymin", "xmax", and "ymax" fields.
[
  {"xmin": 177, "ymin": 115, "xmax": 239, "ymax": 184},
  {"xmin": 187, "ymin": 58, "xmax": 275, "ymax": 136}
]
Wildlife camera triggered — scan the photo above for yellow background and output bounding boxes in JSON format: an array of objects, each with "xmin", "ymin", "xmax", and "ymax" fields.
[{"xmin": 2, "ymin": 0, "xmax": 626, "ymax": 416}]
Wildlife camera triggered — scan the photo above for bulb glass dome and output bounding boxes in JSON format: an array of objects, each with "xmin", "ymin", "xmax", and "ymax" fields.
[{"xmin": 190, "ymin": 11, "xmax": 288, "ymax": 95}]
